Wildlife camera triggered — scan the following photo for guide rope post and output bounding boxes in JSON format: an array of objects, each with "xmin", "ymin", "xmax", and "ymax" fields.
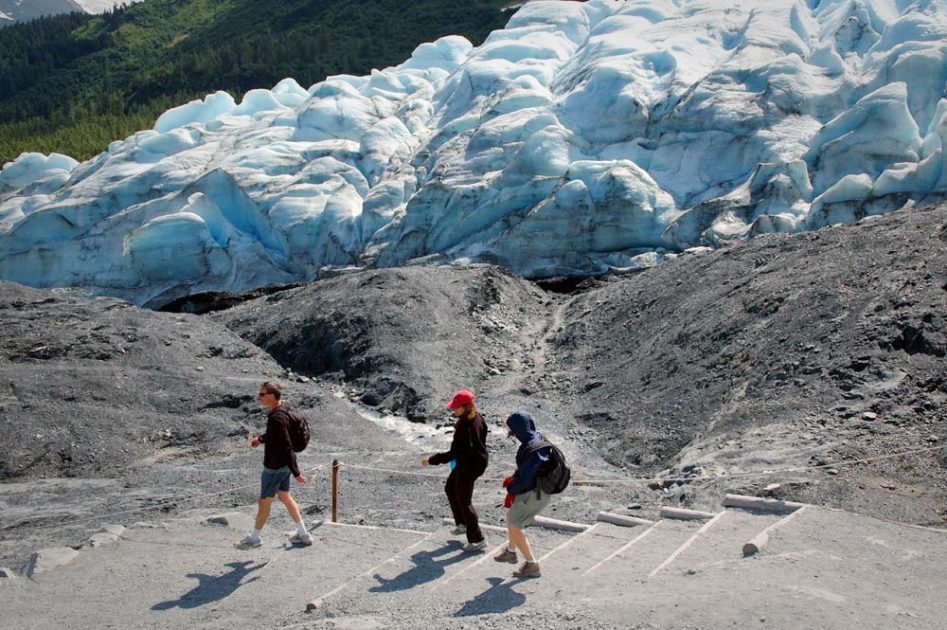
[{"xmin": 332, "ymin": 459, "xmax": 340, "ymax": 523}]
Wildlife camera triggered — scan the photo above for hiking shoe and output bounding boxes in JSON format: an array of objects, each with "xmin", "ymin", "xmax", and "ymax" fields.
[
  {"xmin": 493, "ymin": 548, "xmax": 517, "ymax": 564},
  {"xmin": 512, "ymin": 561, "xmax": 541, "ymax": 578},
  {"xmin": 288, "ymin": 532, "xmax": 314, "ymax": 546},
  {"xmin": 463, "ymin": 539, "xmax": 487, "ymax": 552},
  {"xmin": 234, "ymin": 535, "xmax": 262, "ymax": 550},
  {"xmin": 450, "ymin": 524, "xmax": 467, "ymax": 535}
]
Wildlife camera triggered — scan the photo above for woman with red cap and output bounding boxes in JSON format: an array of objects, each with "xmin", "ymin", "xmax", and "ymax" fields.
[{"xmin": 421, "ymin": 389, "xmax": 489, "ymax": 551}]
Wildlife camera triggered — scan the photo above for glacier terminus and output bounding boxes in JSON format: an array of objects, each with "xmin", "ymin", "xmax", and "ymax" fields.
[{"xmin": 1, "ymin": 0, "xmax": 946, "ymax": 305}]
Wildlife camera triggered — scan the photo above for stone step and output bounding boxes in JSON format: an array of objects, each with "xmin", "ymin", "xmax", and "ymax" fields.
[
  {"xmin": 213, "ymin": 521, "xmax": 430, "ymax": 625},
  {"xmin": 534, "ymin": 521, "xmax": 652, "ymax": 577},
  {"xmin": 584, "ymin": 517, "xmax": 705, "ymax": 584},
  {"xmin": 645, "ymin": 508, "xmax": 787, "ymax": 577},
  {"xmin": 409, "ymin": 525, "xmax": 577, "ymax": 619},
  {"xmin": 305, "ymin": 523, "xmax": 497, "ymax": 617},
  {"xmin": 439, "ymin": 521, "xmax": 661, "ymax": 609}
]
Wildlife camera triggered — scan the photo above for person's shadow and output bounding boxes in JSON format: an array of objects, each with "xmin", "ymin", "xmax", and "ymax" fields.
[
  {"xmin": 369, "ymin": 541, "xmax": 467, "ymax": 592},
  {"xmin": 453, "ymin": 577, "xmax": 526, "ymax": 617},
  {"xmin": 152, "ymin": 561, "xmax": 266, "ymax": 610}
]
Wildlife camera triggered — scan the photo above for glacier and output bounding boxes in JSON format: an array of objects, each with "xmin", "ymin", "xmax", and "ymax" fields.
[{"xmin": 2, "ymin": 0, "xmax": 947, "ymax": 305}]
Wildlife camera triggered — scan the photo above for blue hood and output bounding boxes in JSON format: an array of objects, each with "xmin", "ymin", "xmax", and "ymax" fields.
[{"xmin": 507, "ymin": 411, "xmax": 540, "ymax": 444}]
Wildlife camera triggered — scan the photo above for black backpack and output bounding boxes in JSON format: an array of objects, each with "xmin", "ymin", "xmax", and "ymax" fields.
[
  {"xmin": 284, "ymin": 408, "xmax": 310, "ymax": 453},
  {"xmin": 524, "ymin": 439, "xmax": 571, "ymax": 494}
]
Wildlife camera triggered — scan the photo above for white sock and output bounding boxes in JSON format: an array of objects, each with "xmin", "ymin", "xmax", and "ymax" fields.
[
  {"xmin": 296, "ymin": 521, "xmax": 308, "ymax": 536},
  {"xmin": 507, "ymin": 547, "xmax": 516, "ymax": 553},
  {"xmin": 250, "ymin": 529, "xmax": 262, "ymax": 540}
]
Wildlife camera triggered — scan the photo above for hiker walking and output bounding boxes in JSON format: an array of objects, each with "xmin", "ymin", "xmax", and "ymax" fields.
[
  {"xmin": 236, "ymin": 381, "xmax": 313, "ymax": 549},
  {"xmin": 495, "ymin": 411, "xmax": 556, "ymax": 578},
  {"xmin": 421, "ymin": 389, "xmax": 489, "ymax": 551}
]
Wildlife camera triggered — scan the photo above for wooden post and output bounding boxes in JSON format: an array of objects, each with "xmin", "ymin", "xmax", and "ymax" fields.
[
  {"xmin": 743, "ymin": 531, "xmax": 769, "ymax": 557},
  {"xmin": 331, "ymin": 459, "xmax": 339, "ymax": 523}
]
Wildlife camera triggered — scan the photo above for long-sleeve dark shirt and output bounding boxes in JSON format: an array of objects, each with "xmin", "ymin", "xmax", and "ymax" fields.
[
  {"xmin": 258, "ymin": 406, "xmax": 300, "ymax": 477},
  {"xmin": 429, "ymin": 413, "xmax": 488, "ymax": 476}
]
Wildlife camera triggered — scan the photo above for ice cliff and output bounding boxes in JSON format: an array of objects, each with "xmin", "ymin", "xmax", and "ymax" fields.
[{"xmin": 2, "ymin": 0, "xmax": 946, "ymax": 304}]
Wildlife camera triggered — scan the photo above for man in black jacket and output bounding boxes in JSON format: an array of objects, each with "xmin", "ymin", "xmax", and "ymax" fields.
[{"xmin": 235, "ymin": 381, "xmax": 311, "ymax": 549}]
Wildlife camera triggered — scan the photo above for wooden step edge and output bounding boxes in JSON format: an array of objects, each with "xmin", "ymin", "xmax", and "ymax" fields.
[
  {"xmin": 440, "ymin": 517, "xmax": 508, "ymax": 533},
  {"xmin": 532, "ymin": 515, "xmax": 591, "ymax": 532},
  {"xmin": 723, "ymin": 493, "xmax": 806, "ymax": 515},
  {"xmin": 659, "ymin": 506, "xmax": 718, "ymax": 521},
  {"xmin": 596, "ymin": 511, "xmax": 655, "ymax": 527}
]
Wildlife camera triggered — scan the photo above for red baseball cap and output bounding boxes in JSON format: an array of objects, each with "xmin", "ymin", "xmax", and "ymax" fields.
[{"xmin": 446, "ymin": 389, "xmax": 475, "ymax": 410}]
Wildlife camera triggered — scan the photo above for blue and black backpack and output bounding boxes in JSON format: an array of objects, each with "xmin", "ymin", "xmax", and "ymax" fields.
[{"xmin": 524, "ymin": 439, "xmax": 571, "ymax": 494}]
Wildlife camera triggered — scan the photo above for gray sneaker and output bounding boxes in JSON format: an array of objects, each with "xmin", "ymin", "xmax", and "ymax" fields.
[
  {"xmin": 234, "ymin": 534, "xmax": 262, "ymax": 549},
  {"xmin": 463, "ymin": 539, "xmax": 487, "ymax": 552},
  {"xmin": 493, "ymin": 548, "xmax": 517, "ymax": 563},
  {"xmin": 512, "ymin": 561, "xmax": 541, "ymax": 578},
  {"xmin": 450, "ymin": 524, "xmax": 467, "ymax": 536},
  {"xmin": 288, "ymin": 532, "xmax": 314, "ymax": 546}
]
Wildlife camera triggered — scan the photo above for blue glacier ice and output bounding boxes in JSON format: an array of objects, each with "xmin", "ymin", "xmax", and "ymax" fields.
[{"xmin": 2, "ymin": 0, "xmax": 947, "ymax": 305}]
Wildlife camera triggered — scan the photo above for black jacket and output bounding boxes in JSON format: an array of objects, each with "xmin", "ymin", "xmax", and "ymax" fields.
[
  {"xmin": 429, "ymin": 413, "xmax": 488, "ymax": 476},
  {"xmin": 258, "ymin": 406, "xmax": 301, "ymax": 477}
]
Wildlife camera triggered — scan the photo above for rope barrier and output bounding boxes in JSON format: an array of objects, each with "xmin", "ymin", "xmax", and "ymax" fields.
[
  {"xmin": 339, "ymin": 462, "xmax": 458, "ymax": 480},
  {"xmin": 0, "ymin": 463, "xmax": 330, "ymax": 534},
  {"xmin": 7, "ymin": 441, "xmax": 945, "ymax": 536},
  {"xmin": 336, "ymin": 443, "xmax": 947, "ymax": 487},
  {"xmin": 339, "ymin": 462, "xmax": 545, "ymax": 488},
  {"xmin": 338, "ymin": 462, "xmax": 526, "ymax": 485}
]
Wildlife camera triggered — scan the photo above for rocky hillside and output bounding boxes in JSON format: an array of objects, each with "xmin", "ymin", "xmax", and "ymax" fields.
[
  {"xmin": 212, "ymin": 266, "xmax": 548, "ymax": 422},
  {"xmin": 546, "ymin": 203, "xmax": 947, "ymax": 524},
  {"xmin": 0, "ymin": 281, "xmax": 282, "ymax": 478}
]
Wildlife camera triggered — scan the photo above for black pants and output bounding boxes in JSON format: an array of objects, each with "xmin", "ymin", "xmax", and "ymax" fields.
[{"xmin": 445, "ymin": 467, "xmax": 484, "ymax": 544}]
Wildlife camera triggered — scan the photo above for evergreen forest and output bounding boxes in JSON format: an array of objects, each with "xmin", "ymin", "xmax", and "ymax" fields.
[{"xmin": 0, "ymin": 0, "xmax": 512, "ymax": 164}]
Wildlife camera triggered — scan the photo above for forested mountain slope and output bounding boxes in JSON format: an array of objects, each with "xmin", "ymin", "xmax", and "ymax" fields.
[{"xmin": 0, "ymin": 0, "xmax": 511, "ymax": 162}]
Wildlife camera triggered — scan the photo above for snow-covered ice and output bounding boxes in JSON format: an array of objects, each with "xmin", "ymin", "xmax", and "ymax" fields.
[
  {"xmin": 2, "ymin": 0, "xmax": 947, "ymax": 304},
  {"xmin": 73, "ymin": 0, "xmax": 145, "ymax": 14}
]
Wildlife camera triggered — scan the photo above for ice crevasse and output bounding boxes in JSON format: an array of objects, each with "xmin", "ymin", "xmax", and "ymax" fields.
[{"xmin": 1, "ymin": 0, "xmax": 947, "ymax": 305}]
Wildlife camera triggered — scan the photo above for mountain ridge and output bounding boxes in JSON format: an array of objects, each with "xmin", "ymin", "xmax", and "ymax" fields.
[{"xmin": 0, "ymin": 0, "xmax": 85, "ymax": 24}]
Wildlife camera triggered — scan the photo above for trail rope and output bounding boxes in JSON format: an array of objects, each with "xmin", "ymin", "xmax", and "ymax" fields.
[
  {"xmin": 8, "ymin": 443, "xmax": 945, "ymax": 535},
  {"xmin": 338, "ymin": 443, "xmax": 947, "ymax": 485}
]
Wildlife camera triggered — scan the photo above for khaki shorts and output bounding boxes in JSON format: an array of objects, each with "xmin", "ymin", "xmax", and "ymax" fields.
[{"xmin": 507, "ymin": 488, "xmax": 551, "ymax": 529}]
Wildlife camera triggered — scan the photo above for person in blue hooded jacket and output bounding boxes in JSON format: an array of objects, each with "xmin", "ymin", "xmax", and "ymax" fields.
[{"xmin": 494, "ymin": 410, "xmax": 551, "ymax": 578}]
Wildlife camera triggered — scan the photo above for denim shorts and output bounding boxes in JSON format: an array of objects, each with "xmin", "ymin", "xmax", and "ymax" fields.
[
  {"xmin": 260, "ymin": 466, "xmax": 291, "ymax": 498},
  {"xmin": 507, "ymin": 488, "xmax": 551, "ymax": 529}
]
